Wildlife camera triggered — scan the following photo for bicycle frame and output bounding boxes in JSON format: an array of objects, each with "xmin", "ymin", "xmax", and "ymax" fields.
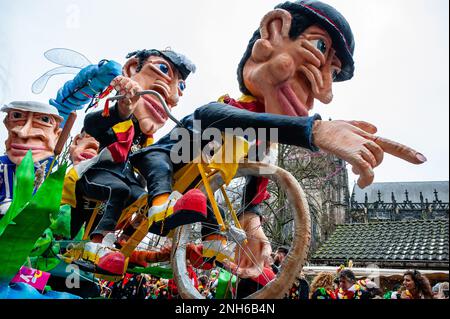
[
  {"xmin": 91, "ymin": 91, "xmax": 250, "ymax": 260},
  {"xmin": 172, "ymin": 133, "xmax": 250, "ymax": 233}
]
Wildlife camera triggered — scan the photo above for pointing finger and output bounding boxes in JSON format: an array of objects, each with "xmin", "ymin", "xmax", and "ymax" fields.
[{"xmin": 373, "ymin": 136, "xmax": 427, "ymax": 164}]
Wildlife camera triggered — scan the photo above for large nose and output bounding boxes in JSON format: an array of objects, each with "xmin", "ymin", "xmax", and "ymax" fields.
[
  {"xmin": 15, "ymin": 115, "xmax": 35, "ymax": 138},
  {"xmin": 152, "ymin": 80, "xmax": 178, "ymax": 108},
  {"xmin": 168, "ymin": 90, "xmax": 179, "ymax": 107},
  {"xmin": 165, "ymin": 79, "xmax": 180, "ymax": 107}
]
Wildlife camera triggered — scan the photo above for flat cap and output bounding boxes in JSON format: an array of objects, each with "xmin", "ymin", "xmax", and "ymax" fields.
[{"xmin": 1, "ymin": 101, "xmax": 64, "ymax": 122}]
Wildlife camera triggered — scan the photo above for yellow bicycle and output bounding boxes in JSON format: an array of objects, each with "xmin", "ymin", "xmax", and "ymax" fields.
[{"xmin": 65, "ymin": 90, "xmax": 312, "ymax": 298}]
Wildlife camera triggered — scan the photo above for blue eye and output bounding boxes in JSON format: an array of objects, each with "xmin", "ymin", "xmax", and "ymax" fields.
[
  {"xmin": 158, "ymin": 63, "xmax": 169, "ymax": 75},
  {"xmin": 311, "ymin": 39, "xmax": 327, "ymax": 54},
  {"xmin": 317, "ymin": 39, "xmax": 327, "ymax": 54},
  {"xmin": 179, "ymin": 81, "xmax": 186, "ymax": 91}
]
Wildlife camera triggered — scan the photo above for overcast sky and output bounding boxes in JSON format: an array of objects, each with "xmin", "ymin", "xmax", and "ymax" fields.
[{"xmin": 0, "ymin": 0, "xmax": 448, "ymax": 188}]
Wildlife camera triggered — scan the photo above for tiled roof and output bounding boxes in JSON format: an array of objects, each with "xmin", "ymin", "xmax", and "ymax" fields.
[
  {"xmin": 352, "ymin": 181, "xmax": 449, "ymax": 203},
  {"xmin": 312, "ymin": 219, "xmax": 449, "ymax": 268}
]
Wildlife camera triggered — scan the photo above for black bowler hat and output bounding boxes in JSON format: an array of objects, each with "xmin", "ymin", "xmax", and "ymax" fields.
[{"xmin": 277, "ymin": 0, "xmax": 355, "ymax": 82}]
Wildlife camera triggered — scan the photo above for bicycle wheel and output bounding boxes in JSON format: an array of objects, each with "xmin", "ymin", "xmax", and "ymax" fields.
[{"xmin": 171, "ymin": 161, "xmax": 311, "ymax": 299}]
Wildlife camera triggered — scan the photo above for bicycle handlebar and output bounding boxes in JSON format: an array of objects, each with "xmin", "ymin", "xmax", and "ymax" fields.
[{"xmin": 107, "ymin": 90, "xmax": 184, "ymax": 128}]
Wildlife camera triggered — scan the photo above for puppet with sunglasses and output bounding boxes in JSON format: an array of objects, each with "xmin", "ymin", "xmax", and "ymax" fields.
[{"xmin": 74, "ymin": 49, "xmax": 198, "ymax": 276}]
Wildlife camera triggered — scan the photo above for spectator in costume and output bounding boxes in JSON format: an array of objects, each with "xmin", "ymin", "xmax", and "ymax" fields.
[
  {"xmin": 309, "ymin": 272, "xmax": 337, "ymax": 299},
  {"xmin": 286, "ymin": 271, "xmax": 309, "ymax": 299},
  {"xmin": 336, "ymin": 269, "xmax": 369, "ymax": 299},
  {"xmin": 401, "ymin": 270, "xmax": 433, "ymax": 299}
]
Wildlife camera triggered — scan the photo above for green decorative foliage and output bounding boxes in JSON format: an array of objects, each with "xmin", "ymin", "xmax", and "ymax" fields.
[
  {"xmin": 49, "ymin": 204, "xmax": 71, "ymax": 239},
  {"xmin": 73, "ymin": 223, "xmax": 85, "ymax": 241},
  {"xmin": 0, "ymin": 151, "xmax": 34, "ymax": 236},
  {"xmin": 29, "ymin": 253, "xmax": 61, "ymax": 272},
  {"xmin": 29, "ymin": 228, "xmax": 53, "ymax": 257},
  {"xmin": 0, "ymin": 152, "xmax": 67, "ymax": 285}
]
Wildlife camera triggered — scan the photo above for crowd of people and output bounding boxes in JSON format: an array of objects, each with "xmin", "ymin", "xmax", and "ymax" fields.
[
  {"xmin": 101, "ymin": 274, "xmax": 172, "ymax": 299},
  {"xmin": 100, "ymin": 269, "xmax": 221, "ymax": 299},
  {"xmin": 99, "ymin": 264, "xmax": 448, "ymax": 300},
  {"xmin": 99, "ymin": 241, "xmax": 449, "ymax": 300},
  {"xmin": 290, "ymin": 268, "xmax": 449, "ymax": 300}
]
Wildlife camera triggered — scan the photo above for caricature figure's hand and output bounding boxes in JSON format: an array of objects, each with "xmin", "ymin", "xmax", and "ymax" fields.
[
  {"xmin": 111, "ymin": 76, "xmax": 142, "ymax": 119},
  {"xmin": 312, "ymin": 120, "xmax": 427, "ymax": 188}
]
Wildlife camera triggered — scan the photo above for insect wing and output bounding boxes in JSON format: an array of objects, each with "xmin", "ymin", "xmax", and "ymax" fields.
[
  {"xmin": 32, "ymin": 66, "xmax": 80, "ymax": 94},
  {"xmin": 44, "ymin": 48, "xmax": 91, "ymax": 68}
]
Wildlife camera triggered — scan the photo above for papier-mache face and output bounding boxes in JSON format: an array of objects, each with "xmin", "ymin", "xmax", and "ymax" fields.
[
  {"xmin": 239, "ymin": 1, "xmax": 355, "ymax": 117},
  {"xmin": 2, "ymin": 101, "xmax": 63, "ymax": 165},
  {"xmin": 122, "ymin": 49, "xmax": 195, "ymax": 135},
  {"xmin": 129, "ymin": 56, "xmax": 183, "ymax": 135},
  {"xmin": 243, "ymin": 10, "xmax": 343, "ymax": 118},
  {"xmin": 69, "ymin": 132, "xmax": 100, "ymax": 166}
]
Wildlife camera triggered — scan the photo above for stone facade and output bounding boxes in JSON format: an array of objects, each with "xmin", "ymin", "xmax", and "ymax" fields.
[{"xmin": 348, "ymin": 181, "xmax": 449, "ymax": 223}]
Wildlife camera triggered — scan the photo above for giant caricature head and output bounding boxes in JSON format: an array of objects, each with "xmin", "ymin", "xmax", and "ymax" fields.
[
  {"xmin": 122, "ymin": 49, "xmax": 196, "ymax": 135},
  {"xmin": 2, "ymin": 101, "xmax": 63, "ymax": 165},
  {"xmin": 238, "ymin": 0, "xmax": 355, "ymax": 116},
  {"xmin": 69, "ymin": 130, "xmax": 100, "ymax": 166}
]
